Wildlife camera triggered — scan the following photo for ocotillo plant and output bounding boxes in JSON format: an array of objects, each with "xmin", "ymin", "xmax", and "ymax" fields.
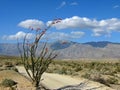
[{"xmin": 17, "ymin": 18, "xmax": 62, "ymax": 90}]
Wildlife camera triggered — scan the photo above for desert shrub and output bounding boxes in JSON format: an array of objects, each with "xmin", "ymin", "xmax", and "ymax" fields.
[
  {"xmin": 0, "ymin": 64, "xmax": 2, "ymax": 67},
  {"xmin": 82, "ymin": 73, "xmax": 91, "ymax": 79},
  {"xmin": 0, "ymin": 64, "xmax": 18, "ymax": 72},
  {"xmin": 12, "ymin": 61, "xmax": 22, "ymax": 66},
  {"xmin": 94, "ymin": 77, "xmax": 110, "ymax": 86},
  {"xmin": 53, "ymin": 66, "xmax": 74, "ymax": 75},
  {"xmin": 5, "ymin": 67, "xmax": 12, "ymax": 70},
  {"xmin": 59, "ymin": 67, "xmax": 67, "ymax": 74},
  {"xmin": 82, "ymin": 71, "xmax": 110, "ymax": 86},
  {"xmin": 74, "ymin": 66, "xmax": 82, "ymax": 72},
  {"xmin": 4, "ymin": 62, "xmax": 14, "ymax": 67},
  {"xmin": 11, "ymin": 67, "xmax": 19, "ymax": 72},
  {"xmin": 82, "ymin": 70, "xmax": 99, "ymax": 80},
  {"xmin": 89, "ymin": 62, "xmax": 97, "ymax": 68},
  {"xmin": 115, "ymin": 66, "xmax": 120, "ymax": 72},
  {"xmin": 72, "ymin": 72, "xmax": 79, "ymax": 76},
  {"xmin": 0, "ymin": 68, "xmax": 4, "ymax": 71},
  {"xmin": 1, "ymin": 79, "xmax": 17, "ymax": 87},
  {"xmin": 100, "ymin": 67, "xmax": 115, "ymax": 76},
  {"xmin": 66, "ymin": 70, "xmax": 73, "ymax": 75},
  {"xmin": 0, "ymin": 64, "xmax": 4, "ymax": 71},
  {"xmin": 95, "ymin": 66, "xmax": 103, "ymax": 71},
  {"xmin": 4, "ymin": 66, "xmax": 16, "ymax": 71},
  {"xmin": 46, "ymin": 68, "xmax": 53, "ymax": 73},
  {"xmin": 65, "ymin": 63, "xmax": 72, "ymax": 67},
  {"xmin": 107, "ymin": 77, "xmax": 119, "ymax": 84}
]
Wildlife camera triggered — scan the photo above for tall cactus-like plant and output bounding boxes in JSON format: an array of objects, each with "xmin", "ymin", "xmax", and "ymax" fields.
[{"xmin": 17, "ymin": 18, "xmax": 62, "ymax": 90}]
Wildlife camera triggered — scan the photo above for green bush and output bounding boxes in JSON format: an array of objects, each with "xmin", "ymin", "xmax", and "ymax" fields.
[{"xmin": 1, "ymin": 79, "xmax": 17, "ymax": 87}]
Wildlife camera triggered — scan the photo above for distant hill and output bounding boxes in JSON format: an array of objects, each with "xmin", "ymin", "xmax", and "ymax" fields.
[
  {"xmin": 84, "ymin": 41, "xmax": 120, "ymax": 48},
  {"xmin": 1, "ymin": 41, "xmax": 120, "ymax": 59}
]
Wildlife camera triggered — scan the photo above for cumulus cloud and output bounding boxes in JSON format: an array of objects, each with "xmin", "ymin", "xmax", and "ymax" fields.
[
  {"xmin": 18, "ymin": 19, "xmax": 45, "ymax": 30},
  {"xmin": 56, "ymin": 1, "xmax": 66, "ymax": 9},
  {"xmin": 49, "ymin": 16, "xmax": 120, "ymax": 36},
  {"xmin": 3, "ymin": 31, "xmax": 34, "ymax": 40},
  {"xmin": 45, "ymin": 31, "xmax": 84, "ymax": 40},
  {"xmin": 5, "ymin": 16, "xmax": 120, "ymax": 42},
  {"xmin": 70, "ymin": 31, "xmax": 84, "ymax": 38},
  {"xmin": 2, "ymin": 30, "xmax": 84, "ymax": 41}
]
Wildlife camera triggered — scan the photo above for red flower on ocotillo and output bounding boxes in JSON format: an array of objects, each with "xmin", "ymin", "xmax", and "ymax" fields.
[
  {"xmin": 52, "ymin": 18, "xmax": 62, "ymax": 24},
  {"xmin": 62, "ymin": 41, "xmax": 67, "ymax": 44},
  {"xmin": 29, "ymin": 26, "xmax": 34, "ymax": 30},
  {"xmin": 36, "ymin": 27, "xmax": 41, "ymax": 32},
  {"xmin": 45, "ymin": 48, "xmax": 48, "ymax": 52},
  {"xmin": 36, "ymin": 28, "xmax": 41, "ymax": 30}
]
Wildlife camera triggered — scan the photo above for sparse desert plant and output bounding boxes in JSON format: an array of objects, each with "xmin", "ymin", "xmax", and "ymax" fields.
[
  {"xmin": 0, "ymin": 64, "xmax": 2, "ymax": 67},
  {"xmin": 17, "ymin": 18, "xmax": 62, "ymax": 89},
  {"xmin": 4, "ymin": 62, "xmax": 14, "ymax": 67},
  {"xmin": 94, "ymin": 77, "xmax": 110, "ymax": 87},
  {"xmin": 1, "ymin": 79, "xmax": 17, "ymax": 87},
  {"xmin": 11, "ymin": 67, "xmax": 19, "ymax": 72},
  {"xmin": 115, "ymin": 66, "xmax": 120, "ymax": 72},
  {"xmin": 59, "ymin": 67, "xmax": 67, "ymax": 74},
  {"xmin": 46, "ymin": 68, "xmax": 53, "ymax": 73},
  {"xmin": 82, "ymin": 71, "xmax": 110, "ymax": 86},
  {"xmin": 82, "ymin": 72, "xmax": 91, "ymax": 79},
  {"xmin": 107, "ymin": 77, "xmax": 119, "ymax": 84},
  {"xmin": 46, "ymin": 60, "xmax": 120, "ymax": 89},
  {"xmin": 74, "ymin": 66, "xmax": 82, "ymax": 72}
]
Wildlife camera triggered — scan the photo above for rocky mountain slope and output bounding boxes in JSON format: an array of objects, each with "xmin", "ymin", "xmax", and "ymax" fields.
[{"xmin": 0, "ymin": 41, "xmax": 120, "ymax": 59}]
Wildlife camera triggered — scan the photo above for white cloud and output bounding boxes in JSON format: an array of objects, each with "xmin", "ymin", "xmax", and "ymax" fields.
[
  {"xmin": 18, "ymin": 19, "xmax": 45, "ymax": 30},
  {"xmin": 50, "ymin": 16, "xmax": 97, "ymax": 29},
  {"xmin": 70, "ymin": 31, "xmax": 84, "ymax": 38},
  {"xmin": 5, "ymin": 16, "xmax": 120, "ymax": 42},
  {"xmin": 2, "ymin": 30, "xmax": 84, "ymax": 41},
  {"xmin": 49, "ymin": 16, "xmax": 120, "ymax": 36},
  {"xmin": 56, "ymin": 1, "xmax": 66, "ymax": 9},
  {"xmin": 70, "ymin": 2, "xmax": 78, "ymax": 6},
  {"xmin": 2, "ymin": 31, "xmax": 34, "ymax": 40},
  {"xmin": 44, "ymin": 31, "xmax": 84, "ymax": 41},
  {"xmin": 113, "ymin": 5, "xmax": 119, "ymax": 8}
]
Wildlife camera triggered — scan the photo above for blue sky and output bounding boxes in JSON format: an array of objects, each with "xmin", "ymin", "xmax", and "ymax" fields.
[{"xmin": 0, "ymin": 0, "xmax": 120, "ymax": 43}]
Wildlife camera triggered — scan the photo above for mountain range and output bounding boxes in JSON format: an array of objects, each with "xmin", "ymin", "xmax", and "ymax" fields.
[{"xmin": 0, "ymin": 41, "xmax": 120, "ymax": 59}]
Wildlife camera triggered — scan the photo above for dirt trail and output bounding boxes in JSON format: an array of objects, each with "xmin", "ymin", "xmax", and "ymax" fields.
[{"xmin": 16, "ymin": 66, "xmax": 114, "ymax": 90}]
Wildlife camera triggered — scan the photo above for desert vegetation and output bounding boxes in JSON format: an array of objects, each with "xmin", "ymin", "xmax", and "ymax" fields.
[
  {"xmin": 47, "ymin": 59, "xmax": 120, "ymax": 89},
  {"xmin": 0, "ymin": 56, "xmax": 120, "ymax": 89}
]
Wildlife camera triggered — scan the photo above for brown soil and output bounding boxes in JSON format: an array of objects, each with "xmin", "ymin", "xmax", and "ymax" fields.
[{"xmin": 0, "ymin": 70, "xmax": 35, "ymax": 90}]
